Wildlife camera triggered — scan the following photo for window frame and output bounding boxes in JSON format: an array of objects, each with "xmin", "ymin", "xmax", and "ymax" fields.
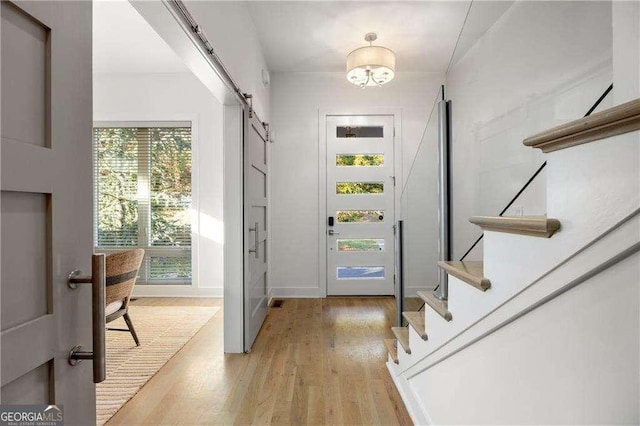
[{"xmin": 93, "ymin": 121, "xmax": 193, "ymax": 285}]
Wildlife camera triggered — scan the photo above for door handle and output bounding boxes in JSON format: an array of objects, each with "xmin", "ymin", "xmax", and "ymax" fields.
[
  {"xmin": 67, "ymin": 254, "xmax": 106, "ymax": 384},
  {"xmin": 328, "ymin": 229, "xmax": 340, "ymax": 236},
  {"xmin": 249, "ymin": 222, "xmax": 259, "ymax": 258}
]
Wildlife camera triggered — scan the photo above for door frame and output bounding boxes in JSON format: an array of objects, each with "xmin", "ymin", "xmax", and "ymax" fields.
[{"xmin": 318, "ymin": 108, "xmax": 403, "ymax": 298}]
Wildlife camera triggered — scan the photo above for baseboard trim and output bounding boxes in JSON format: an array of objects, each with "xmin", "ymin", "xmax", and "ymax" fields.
[
  {"xmin": 132, "ymin": 286, "xmax": 223, "ymax": 298},
  {"xmin": 386, "ymin": 362, "xmax": 432, "ymax": 425},
  {"xmin": 269, "ymin": 287, "xmax": 326, "ymax": 298}
]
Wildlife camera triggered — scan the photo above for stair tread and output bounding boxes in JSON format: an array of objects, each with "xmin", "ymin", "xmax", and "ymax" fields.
[
  {"xmin": 391, "ymin": 327, "xmax": 411, "ymax": 354},
  {"xmin": 417, "ymin": 291, "xmax": 452, "ymax": 321},
  {"xmin": 437, "ymin": 261, "xmax": 491, "ymax": 291},
  {"xmin": 384, "ymin": 339, "xmax": 399, "ymax": 364},
  {"xmin": 469, "ymin": 215, "xmax": 560, "ymax": 238},
  {"xmin": 402, "ymin": 311, "xmax": 428, "ymax": 340}
]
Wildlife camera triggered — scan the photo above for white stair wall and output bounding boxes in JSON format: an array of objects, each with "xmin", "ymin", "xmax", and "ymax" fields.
[
  {"xmin": 407, "ymin": 252, "xmax": 639, "ymax": 424},
  {"xmin": 389, "ymin": 200, "xmax": 640, "ymax": 424}
]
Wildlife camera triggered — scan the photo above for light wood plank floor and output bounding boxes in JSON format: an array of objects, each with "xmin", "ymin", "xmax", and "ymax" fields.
[{"xmin": 106, "ymin": 297, "xmax": 412, "ymax": 425}]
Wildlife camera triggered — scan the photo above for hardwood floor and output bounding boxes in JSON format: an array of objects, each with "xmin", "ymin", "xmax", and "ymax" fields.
[{"xmin": 106, "ymin": 297, "xmax": 412, "ymax": 425}]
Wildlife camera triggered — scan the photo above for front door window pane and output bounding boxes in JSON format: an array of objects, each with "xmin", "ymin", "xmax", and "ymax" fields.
[
  {"xmin": 338, "ymin": 239, "xmax": 384, "ymax": 251},
  {"xmin": 336, "ymin": 154, "xmax": 384, "ymax": 166},
  {"xmin": 337, "ymin": 266, "xmax": 385, "ymax": 279},
  {"xmin": 336, "ymin": 210, "xmax": 384, "ymax": 223},
  {"xmin": 336, "ymin": 182, "xmax": 383, "ymax": 194}
]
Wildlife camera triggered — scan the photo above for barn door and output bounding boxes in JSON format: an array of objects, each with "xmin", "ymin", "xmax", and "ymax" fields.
[{"xmin": 243, "ymin": 111, "xmax": 269, "ymax": 351}]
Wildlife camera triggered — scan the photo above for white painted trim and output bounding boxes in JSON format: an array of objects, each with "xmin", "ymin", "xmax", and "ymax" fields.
[
  {"xmin": 133, "ymin": 286, "xmax": 222, "ymax": 298},
  {"xmin": 318, "ymin": 109, "xmax": 328, "ymax": 297},
  {"xmin": 223, "ymin": 104, "xmax": 245, "ymax": 353},
  {"xmin": 386, "ymin": 362, "xmax": 432, "ymax": 425},
  {"xmin": 269, "ymin": 287, "xmax": 326, "ymax": 298},
  {"xmin": 318, "ymin": 108, "xmax": 403, "ymax": 298},
  {"xmin": 267, "ymin": 287, "xmax": 275, "ymax": 306}
]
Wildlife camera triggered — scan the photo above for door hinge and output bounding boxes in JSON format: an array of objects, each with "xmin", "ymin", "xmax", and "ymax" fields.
[
  {"xmin": 393, "ymin": 127, "xmax": 396, "ymax": 137},
  {"xmin": 390, "ymin": 176, "xmax": 396, "ymax": 186}
]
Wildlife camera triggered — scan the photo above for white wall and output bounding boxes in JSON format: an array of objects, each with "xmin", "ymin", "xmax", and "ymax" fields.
[
  {"xmin": 411, "ymin": 252, "xmax": 639, "ymax": 425},
  {"xmin": 270, "ymin": 72, "xmax": 444, "ymax": 297},
  {"xmin": 446, "ymin": 0, "xmax": 614, "ymax": 260},
  {"xmin": 93, "ymin": 72, "xmax": 224, "ymax": 296},
  {"xmin": 181, "ymin": 0, "xmax": 270, "ymax": 122}
]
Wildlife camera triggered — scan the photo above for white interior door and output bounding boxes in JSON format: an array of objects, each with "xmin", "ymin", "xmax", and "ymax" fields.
[
  {"xmin": 326, "ymin": 115, "xmax": 395, "ymax": 295},
  {"xmin": 243, "ymin": 111, "xmax": 269, "ymax": 351},
  {"xmin": 1, "ymin": 1, "xmax": 95, "ymax": 424}
]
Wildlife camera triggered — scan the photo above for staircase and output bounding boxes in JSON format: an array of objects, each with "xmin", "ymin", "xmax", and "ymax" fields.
[{"xmin": 385, "ymin": 99, "xmax": 640, "ymax": 425}]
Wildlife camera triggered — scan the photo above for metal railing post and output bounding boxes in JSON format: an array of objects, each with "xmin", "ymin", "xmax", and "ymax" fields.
[
  {"xmin": 396, "ymin": 220, "xmax": 404, "ymax": 326},
  {"xmin": 436, "ymin": 97, "xmax": 452, "ymax": 301}
]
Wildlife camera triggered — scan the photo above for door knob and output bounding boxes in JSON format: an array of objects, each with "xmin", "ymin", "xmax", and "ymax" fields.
[{"xmin": 328, "ymin": 229, "xmax": 340, "ymax": 236}]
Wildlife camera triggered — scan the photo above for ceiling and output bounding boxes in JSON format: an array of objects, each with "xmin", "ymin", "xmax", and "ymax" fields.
[
  {"xmin": 93, "ymin": 1, "xmax": 188, "ymax": 74},
  {"xmin": 93, "ymin": 1, "xmax": 512, "ymax": 76},
  {"xmin": 247, "ymin": 1, "xmax": 473, "ymax": 73}
]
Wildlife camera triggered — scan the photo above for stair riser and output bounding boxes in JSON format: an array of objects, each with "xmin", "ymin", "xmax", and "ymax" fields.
[
  {"xmin": 406, "ymin": 323, "xmax": 433, "ymax": 361},
  {"xmin": 397, "ymin": 342, "xmax": 413, "ymax": 364},
  {"xmin": 483, "ymin": 231, "xmax": 559, "ymax": 301},
  {"xmin": 447, "ymin": 275, "xmax": 499, "ymax": 328}
]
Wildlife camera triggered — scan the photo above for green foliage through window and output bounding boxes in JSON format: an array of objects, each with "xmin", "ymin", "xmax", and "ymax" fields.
[
  {"xmin": 94, "ymin": 125, "xmax": 192, "ymax": 283},
  {"xmin": 338, "ymin": 239, "xmax": 384, "ymax": 251},
  {"xmin": 336, "ymin": 182, "xmax": 384, "ymax": 194},
  {"xmin": 336, "ymin": 210, "xmax": 384, "ymax": 223},
  {"xmin": 336, "ymin": 154, "xmax": 384, "ymax": 166}
]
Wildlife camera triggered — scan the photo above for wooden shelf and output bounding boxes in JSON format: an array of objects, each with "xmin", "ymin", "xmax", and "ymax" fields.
[
  {"xmin": 402, "ymin": 312, "xmax": 427, "ymax": 340},
  {"xmin": 384, "ymin": 339, "xmax": 399, "ymax": 364},
  {"xmin": 417, "ymin": 290, "xmax": 452, "ymax": 321},
  {"xmin": 469, "ymin": 216, "xmax": 560, "ymax": 238},
  {"xmin": 391, "ymin": 327, "xmax": 411, "ymax": 354},
  {"xmin": 523, "ymin": 98, "xmax": 640, "ymax": 153},
  {"xmin": 437, "ymin": 261, "xmax": 491, "ymax": 292}
]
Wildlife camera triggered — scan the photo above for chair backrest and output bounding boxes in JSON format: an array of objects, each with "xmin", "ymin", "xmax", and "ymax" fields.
[{"xmin": 105, "ymin": 249, "xmax": 145, "ymax": 307}]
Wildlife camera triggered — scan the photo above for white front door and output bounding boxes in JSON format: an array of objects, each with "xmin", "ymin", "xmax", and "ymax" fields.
[
  {"xmin": 244, "ymin": 111, "xmax": 269, "ymax": 351},
  {"xmin": 1, "ymin": 1, "xmax": 95, "ymax": 424},
  {"xmin": 326, "ymin": 115, "xmax": 395, "ymax": 295}
]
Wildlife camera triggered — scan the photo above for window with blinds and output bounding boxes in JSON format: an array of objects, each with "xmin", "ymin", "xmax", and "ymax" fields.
[{"xmin": 93, "ymin": 123, "xmax": 192, "ymax": 284}]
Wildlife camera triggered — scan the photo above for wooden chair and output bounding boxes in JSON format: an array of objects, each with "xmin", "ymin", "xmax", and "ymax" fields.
[{"xmin": 105, "ymin": 249, "xmax": 145, "ymax": 346}]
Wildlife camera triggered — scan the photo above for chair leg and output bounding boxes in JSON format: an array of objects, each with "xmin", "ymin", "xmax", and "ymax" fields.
[{"xmin": 123, "ymin": 312, "xmax": 140, "ymax": 346}]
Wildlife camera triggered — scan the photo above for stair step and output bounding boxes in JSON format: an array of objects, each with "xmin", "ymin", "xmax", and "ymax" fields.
[
  {"xmin": 384, "ymin": 339, "xmax": 399, "ymax": 364},
  {"xmin": 402, "ymin": 312, "xmax": 428, "ymax": 340},
  {"xmin": 437, "ymin": 261, "xmax": 491, "ymax": 292},
  {"xmin": 469, "ymin": 215, "xmax": 561, "ymax": 238},
  {"xmin": 391, "ymin": 327, "xmax": 411, "ymax": 354},
  {"xmin": 417, "ymin": 290, "xmax": 452, "ymax": 321}
]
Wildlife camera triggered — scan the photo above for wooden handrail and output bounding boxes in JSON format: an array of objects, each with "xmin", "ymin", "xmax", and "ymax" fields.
[{"xmin": 524, "ymin": 98, "xmax": 640, "ymax": 153}]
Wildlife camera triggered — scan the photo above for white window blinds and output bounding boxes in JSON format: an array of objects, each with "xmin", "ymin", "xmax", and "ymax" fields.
[{"xmin": 93, "ymin": 123, "xmax": 192, "ymax": 284}]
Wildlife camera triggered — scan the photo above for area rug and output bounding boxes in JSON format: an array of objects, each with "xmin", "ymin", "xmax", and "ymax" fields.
[{"xmin": 96, "ymin": 305, "xmax": 220, "ymax": 425}]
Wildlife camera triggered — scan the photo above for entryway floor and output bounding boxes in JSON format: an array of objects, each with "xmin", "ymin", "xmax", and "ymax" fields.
[{"xmin": 106, "ymin": 297, "xmax": 412, "ymax": 425}]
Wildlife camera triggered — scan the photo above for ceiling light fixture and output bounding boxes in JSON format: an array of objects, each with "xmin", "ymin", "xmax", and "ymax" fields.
[{"xmin": 346, "ymin": 33, "xmax": 395, "ymax": 88}]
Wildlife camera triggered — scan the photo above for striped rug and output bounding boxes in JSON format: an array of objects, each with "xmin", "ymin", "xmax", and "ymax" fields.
[{"xmin": 96, "ymin": 305, "xmax": 220, "ymax": 425}]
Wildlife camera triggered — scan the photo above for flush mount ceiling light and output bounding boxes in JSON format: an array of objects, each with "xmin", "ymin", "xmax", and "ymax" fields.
[{"xmin": 346, "ymin": 33, "xmax": 396, "ymax": 88}]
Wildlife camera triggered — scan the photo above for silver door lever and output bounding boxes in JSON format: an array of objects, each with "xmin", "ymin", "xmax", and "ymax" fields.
[{"xmin": 328, "ymin": 229, "xmax": 340, "ymax": 236}]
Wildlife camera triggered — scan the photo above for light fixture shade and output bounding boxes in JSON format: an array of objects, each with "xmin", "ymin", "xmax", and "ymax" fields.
[{"xmin": 346, "ymin": 45, "xmax": 396, "ymax": 87}]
